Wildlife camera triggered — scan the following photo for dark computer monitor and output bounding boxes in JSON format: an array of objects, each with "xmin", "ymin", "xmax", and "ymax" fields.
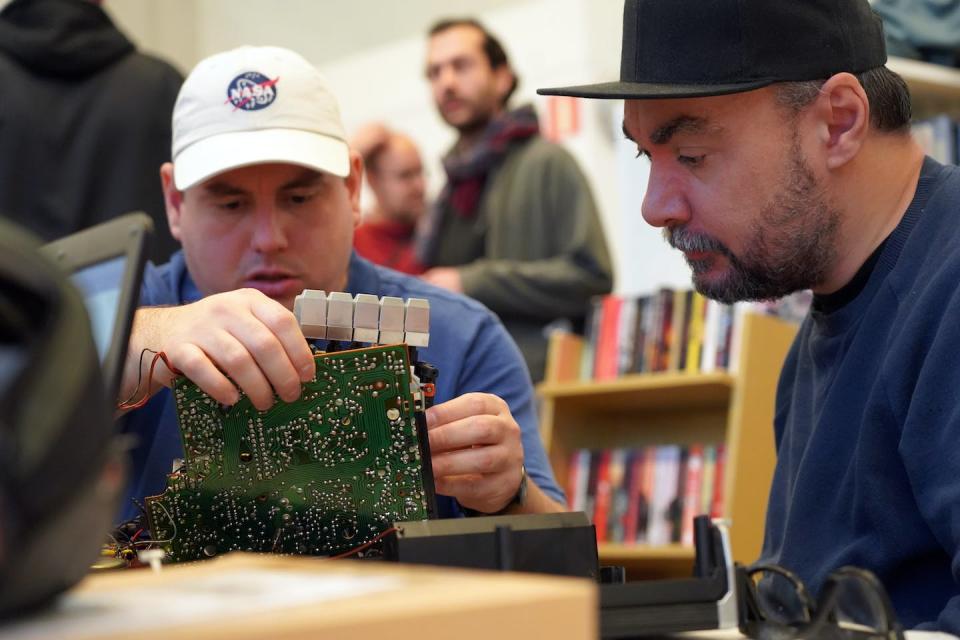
[
  {"xmin": 0, "ymin": 213, "xmax": 152, "ymax": 618},
  {"xmin": 40, "ymin": 212, "xmax": 153, "ymax": 400}
]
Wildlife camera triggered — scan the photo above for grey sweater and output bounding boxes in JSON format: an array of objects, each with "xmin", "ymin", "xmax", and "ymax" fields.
[{"xmin": 432, "ymin": 136, "xmax": 613, "ymax": 381}]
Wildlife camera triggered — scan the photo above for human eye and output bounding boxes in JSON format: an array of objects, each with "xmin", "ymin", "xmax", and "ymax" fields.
[
  {"xmin": 452, "ymin": 57, "xmax": 474, "ymax": 73},
  {"xmin": 635, "ymin": 148, "xmax": 651, "ymax": 160},
  {"xmin": 678, "ymin": 154, "xmax": 705, "ymax": 167},
  {"xmin": 287, "ymin": 190, "xmax": 317, "ymax": 206},
  {"xmin": 216, "ymin": 199, "xmax": 243, "ymax": 211}
]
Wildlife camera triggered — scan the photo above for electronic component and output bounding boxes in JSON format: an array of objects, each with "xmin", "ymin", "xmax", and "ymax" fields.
[
  {"xmin": 293, "ymin": 291, "xmax": 431, "ymax": 347},
  {"xmin": 145, "ymin": 293, "xmax": 437, "ymax": 563}
]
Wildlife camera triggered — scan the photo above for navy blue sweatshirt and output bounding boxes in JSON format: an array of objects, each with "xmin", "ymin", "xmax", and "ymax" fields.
[{"xmin": 760, "ymin": 157, "xmax": 960, "ymax": 632}]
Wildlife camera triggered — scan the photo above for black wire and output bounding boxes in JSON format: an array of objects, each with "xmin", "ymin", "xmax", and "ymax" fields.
[
  {"xmin": 131, "ymin": 497, "xmax": 148, "ymax": 519},
  {"xmin": 117, "ymin": 348, "xmax": 159, "ymax": 407}
]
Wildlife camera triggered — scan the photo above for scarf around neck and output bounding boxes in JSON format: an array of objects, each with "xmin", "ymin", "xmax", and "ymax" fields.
[{"xmin": 417, "ymin": 104, "xmax": 540, "ymax": 264}]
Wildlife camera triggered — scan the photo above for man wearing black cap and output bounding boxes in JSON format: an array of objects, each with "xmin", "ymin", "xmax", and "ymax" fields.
[{"xmin": 541, "ymin": 0, "xmax": 960, "ymax": 632}]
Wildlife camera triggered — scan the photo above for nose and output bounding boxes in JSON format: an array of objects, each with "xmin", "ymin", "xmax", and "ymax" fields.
[
  {"xmin": 250, "ymin": 206, "xmax": 288, "ymax": 254},
  {"xmin": 411, "ymin": 173, "xmax": 426, "ymax": 198},
  {"xmin": 641, "ymin": 163, "xmax": 692, "ymax": 229},
  {"xmin": 435, "ymin": 65, "xmax": 458, "ymax": 96}
]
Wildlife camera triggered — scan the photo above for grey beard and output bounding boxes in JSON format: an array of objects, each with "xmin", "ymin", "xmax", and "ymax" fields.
[{"xmin": 663, "ymin": 141, "xmax": 839, "ymax": 304}]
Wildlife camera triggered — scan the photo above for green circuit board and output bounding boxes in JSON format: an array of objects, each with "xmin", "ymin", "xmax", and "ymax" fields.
[{"xmin": 146, "ymin": 344, "xmax": 434, "ymax": 562}]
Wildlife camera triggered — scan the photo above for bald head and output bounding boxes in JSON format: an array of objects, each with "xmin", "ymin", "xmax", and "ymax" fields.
[
  {"xmin": 364, "ymin": 133, "xmax": 426, "ymax": 225},
  {"xmin": 362, "ymin": 133, "xmax": 416, "ymax": 173}
]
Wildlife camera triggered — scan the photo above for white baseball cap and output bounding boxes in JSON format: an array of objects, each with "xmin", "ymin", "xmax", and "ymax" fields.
[{"xmin": 171, "ymin": 46, "xmax": 350, "ymax": 191}]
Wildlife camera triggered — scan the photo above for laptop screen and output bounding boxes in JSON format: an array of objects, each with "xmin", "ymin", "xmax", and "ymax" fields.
[
  {"xmin": 41, "ymin": 213, "xmax": 153, "ymax": 400},
  {"xmin": 70, "ymin": 255, "xmax": 128, "ymax": 364}
]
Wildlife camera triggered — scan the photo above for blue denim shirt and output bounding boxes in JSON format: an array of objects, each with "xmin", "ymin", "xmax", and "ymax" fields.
[{"xmin": 119, "ymin": 251, "xmax": 564, "ymax": 522}]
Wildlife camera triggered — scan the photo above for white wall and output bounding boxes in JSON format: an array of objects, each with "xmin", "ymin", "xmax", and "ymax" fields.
[{"xmin": 104, "ymin": 0, "xmax": 692, "ymax": 297}]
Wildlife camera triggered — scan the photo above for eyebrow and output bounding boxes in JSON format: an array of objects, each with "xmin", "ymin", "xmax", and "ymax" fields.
[
  {"xmin": 622, "ymin": 115, "xmax": 722, "ymax": 146},
  {"xmin": 279, "ymin": 170, "xmax": 325, "ymax": 191},
  {"xmin": 200, "ymin": 181, "xmax": 246, "ymax": 197},
  {"xmin": 200, "ymin": 169, "xmax": 325, "ymax": 196}
]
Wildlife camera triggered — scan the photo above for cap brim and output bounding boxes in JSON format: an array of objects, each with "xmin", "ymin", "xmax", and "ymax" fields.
[
  {"xmin": 173, "ymin": 128, "xmax": 350, "ymax": 191},
  {"xmin": 537, "ymin": 78, "xmax": 775, "ymax": 99}
]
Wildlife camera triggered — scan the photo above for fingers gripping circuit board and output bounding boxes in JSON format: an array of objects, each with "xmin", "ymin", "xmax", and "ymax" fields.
[{"xmin": 146, "ymin": 292, "xmax": 437, "ymax": 562}]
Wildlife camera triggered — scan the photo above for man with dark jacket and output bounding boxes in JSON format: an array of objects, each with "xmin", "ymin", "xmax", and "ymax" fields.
[
  {"xmin": 421, "ymin": 18, "xmax": 613, "ymax": 382},
  {"xmin": 0, "ymin": 0, "xmax": 183, "ymax": 263},
  {"xmin": 541, "ymin": 0, "xmax": 960, "ymax": 633}
]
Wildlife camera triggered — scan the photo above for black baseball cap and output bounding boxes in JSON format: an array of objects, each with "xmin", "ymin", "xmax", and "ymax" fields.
[{"xmin": 538, "ymin": 0, "xmax": 887, "ymax": 99}]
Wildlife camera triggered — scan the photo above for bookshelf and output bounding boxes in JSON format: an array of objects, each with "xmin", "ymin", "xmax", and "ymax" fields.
[
  {"xmin": 888, "ymin": 56, "xmax": 960, "ymax": 119},
  {"xmin": 537, "ymin": 312, "xmax": 797, "ymax": 580}
]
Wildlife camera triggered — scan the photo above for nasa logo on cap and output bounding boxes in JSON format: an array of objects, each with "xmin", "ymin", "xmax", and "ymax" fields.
[{"xmin": 225, "ymin": 71, "xmax": 279, "ymax": 111}]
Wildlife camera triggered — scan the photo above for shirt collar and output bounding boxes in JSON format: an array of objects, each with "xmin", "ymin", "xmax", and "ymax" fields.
[{"xmin": 345, "ymin": 251, "xmax": 382, "ymax": 296}]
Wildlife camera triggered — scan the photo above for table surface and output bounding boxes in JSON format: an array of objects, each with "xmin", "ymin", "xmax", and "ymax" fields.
[{"xmin": 0, "ymin": 553, "xmax": 597, "ymax": 640}]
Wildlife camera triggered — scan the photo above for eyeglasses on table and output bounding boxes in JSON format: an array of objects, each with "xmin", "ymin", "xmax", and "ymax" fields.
[{"xmin": 736, "ymin": 563, "xmax": 905, "ymax": 640}]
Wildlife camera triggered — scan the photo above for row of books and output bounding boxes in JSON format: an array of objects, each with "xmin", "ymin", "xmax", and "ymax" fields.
[
  {"xmin": 568, "ymin": 289, "xmax": 744, "ymax": 382},
  {"xmin": 567, "ymin": 444, "xmax": 726, "ymax": 547},
  {"xmin": 547, "ymin": 287, "xmax": 812, "ymax": 383},
  {"xmin": 912, "ymin": 113, "xmax": 960, "ymax": 166}
]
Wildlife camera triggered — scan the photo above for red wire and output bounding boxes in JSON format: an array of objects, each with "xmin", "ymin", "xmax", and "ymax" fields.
[
  {"xmin": 130, "ymin": 528, "xmax": 144, "ymax": 542},
  {"xmin": 117, "ymin": 351, "xmax": 183, "ymax": 411},
  {"xmin": 329, "ymin": 527, "xmax": 399, "ymax": 560}
]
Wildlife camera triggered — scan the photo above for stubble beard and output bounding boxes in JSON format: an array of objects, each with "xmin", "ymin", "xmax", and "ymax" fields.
[
  {"xmin": 438, "ymin": 92, "xmax": 496, "ymax": 141},
  {"xmin": 667, "ymin": 134, "xmax": 841, "ymax": 304}
]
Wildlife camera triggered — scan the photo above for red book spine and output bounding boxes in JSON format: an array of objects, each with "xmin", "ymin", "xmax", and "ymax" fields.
[
  {"xmin": 594, "ymin": 296, "xmax": 623, "ymax": 380},
  {"xmin": 623, "ymin": 450, "xmax": 644, "ymax": 544},
  {"xmin": 680, "ymin": 444, "xmax": 704, "ymax": 546},
  {"xmin": 593, "ymin": 450, "xmax": 613, "ymax": 542},
  {"xmin": 710, "ymin": 444, "xmax": 727, "ymax": 518}
]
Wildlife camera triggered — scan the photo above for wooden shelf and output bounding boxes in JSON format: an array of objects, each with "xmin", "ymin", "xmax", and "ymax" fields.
[
  {"xmin": 539, "ymin": 313, "xmax": 798, "ymax": 579},
  {"xmin": 537, "ymin": 372, "xmax": 734, "ymax": 412},
  {"xmin": 887, "ymin": 56, "xmax": 960, "ymax": 119}
]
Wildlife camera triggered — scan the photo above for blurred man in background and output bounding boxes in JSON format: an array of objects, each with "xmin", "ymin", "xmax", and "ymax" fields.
[
  {"xmin": 352, "ymin": 123, "xmax": 427, "ymax": 274},
  {"xmin": 0, "ymin": 0, "xmax": 182, "ymax": 263},
  {"xmin": 421, "ymin": 18, "xmax": 613, "ymax": 382}
]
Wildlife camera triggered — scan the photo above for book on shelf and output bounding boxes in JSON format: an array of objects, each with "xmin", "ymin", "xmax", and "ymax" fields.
[
  {"xmin": 647, "ymin": 445, "xmax": 680, "ymax": 546},
  {"xmin": 545, "ymin": 330, "xmax": 584, "ymax": 384},
  {"xmin": 567, "ymin": 448, "xmax": 591, "ymax": 513},
  {"xmin": 593, "ymin": 296, "xmax": 623, "ymax": 380},
  {"xmin": 680, "ymin": 444, "xmax": 704, "ymax": 546},
  {"xmin": 592, "ymin": 449, "xmax": 613, "ymax": 543},
  {"xmin": 684, "ymin": 291, "xmax": 708, "ymax": 375},
  {"xmin": 566, "ymin": 444, "xmax": 726, "ymax": 547},
  {"xmin": 607, "ymin": 449, "xmax": 630, "ymax": 544},
  {"xmin": 710, "ymin": 444, "xmax": 727, "ymax": 519},
  {"xmin": 580, "ymin": 297, "xmax": 604, "ymax": 381},
  {"xmin": 668, "ymin": 289, "xmax": 692, "ymax": 372}
]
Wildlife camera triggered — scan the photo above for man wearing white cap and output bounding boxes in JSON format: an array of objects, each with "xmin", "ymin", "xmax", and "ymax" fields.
[{"xmin": 117, "ymin": 46, "xmax": 565, "ymax": 523}]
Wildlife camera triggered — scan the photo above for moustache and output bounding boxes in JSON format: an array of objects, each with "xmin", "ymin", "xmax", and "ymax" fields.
[{"xmin": 663, "ymin": 226, "xmax": 730, "ymax": 256}]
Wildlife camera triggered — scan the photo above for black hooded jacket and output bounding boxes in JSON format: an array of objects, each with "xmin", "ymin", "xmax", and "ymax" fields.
[{"xmin": 0, "ymin": 0, "xmax": 183, "ymax": 262}]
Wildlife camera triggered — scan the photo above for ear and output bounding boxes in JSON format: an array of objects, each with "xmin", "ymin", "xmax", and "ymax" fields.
[
  {"xmin": 160, "ymin": 163, "xmax": 185, "ymax": 241},
  {"xmin": 812, "ymin": 73, "xmax": 870, "ymax": 170},
  {"xmin": 344, "ymin": 150, "xmax": 364, "ymax": 228},
  {"xmin": 493, "ymin": 65, "xmax": 515, "ymax": 108}
]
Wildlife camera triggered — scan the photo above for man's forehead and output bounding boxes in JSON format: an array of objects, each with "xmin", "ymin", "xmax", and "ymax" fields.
[
  {"xmin": 623, "ymin": 95, "xmax": 755, "ymax": 143},
  {"xmin": 428, "ymin": 24, "xmax": 485, "ymax": 59},
  {"xmin": 196, "ymin": 164, "xmax": 328, "ymax": 193}
]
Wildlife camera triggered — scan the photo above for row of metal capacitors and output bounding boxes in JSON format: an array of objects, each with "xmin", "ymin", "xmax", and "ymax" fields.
[{"xmin": 293, "ymin": 290, "xmax": 430, "ymax": 348}]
